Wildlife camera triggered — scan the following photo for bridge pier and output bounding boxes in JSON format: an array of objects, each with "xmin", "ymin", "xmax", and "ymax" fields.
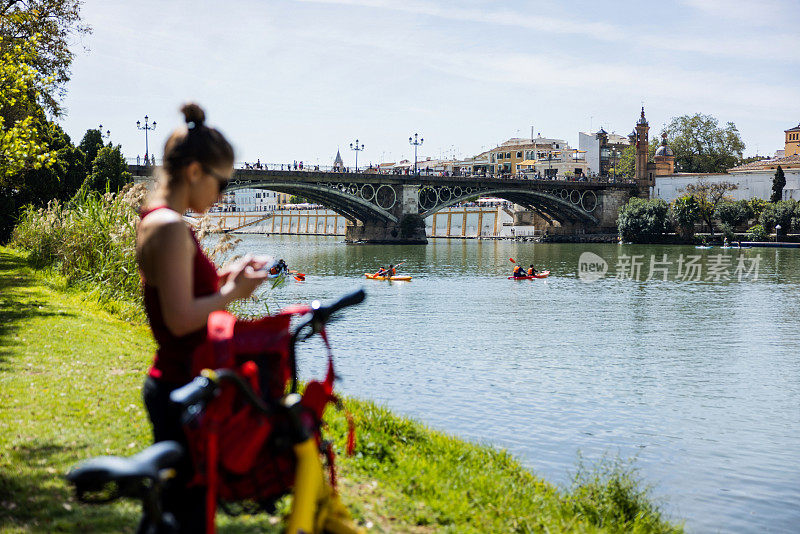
[
  {"xmin": 346, "ymin": 183, "xmax": 427, "ymax": 243},
  {"xmin": 345, "ymin": 215, "xmax": 427, "ymax": 244}
]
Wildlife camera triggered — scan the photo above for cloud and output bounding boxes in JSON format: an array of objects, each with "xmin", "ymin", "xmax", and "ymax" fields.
[
  {"xmin": 294, "ymin": 0, "xmax": 800, "ymax": 62},
  {"xmin": 679, "ymin": 0, "xmax": 797, "ymax": 25}
]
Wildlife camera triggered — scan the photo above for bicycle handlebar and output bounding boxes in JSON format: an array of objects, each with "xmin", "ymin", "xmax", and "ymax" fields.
[
  {"xmin": 307, "ymin": 288, "xmax": 366, "ymax": 328},
  {"xmin": 170, "ymin": 369, "xmax": 275, "ymax": 415}
]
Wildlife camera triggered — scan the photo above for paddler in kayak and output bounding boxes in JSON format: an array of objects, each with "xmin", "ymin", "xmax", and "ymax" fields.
[
  {"xmin": 527, "ymin": 265, "xmax": 538, "ymax": 276},
  {"xmin": 512, "ymin": 264, "xmax": 526, "ymax": 278},
  {"xmin": 268, "ymin": 258, "xmax": 288, "ymax": 276},
  {"xmin": 374, "ymin": 264, "xmax": 396, "ymax": 278}
]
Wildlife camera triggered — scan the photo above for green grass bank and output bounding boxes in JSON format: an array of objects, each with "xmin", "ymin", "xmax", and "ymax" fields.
[{"xmin": 0, "ymin": 247, "xmax": 681, "ymax": 533}]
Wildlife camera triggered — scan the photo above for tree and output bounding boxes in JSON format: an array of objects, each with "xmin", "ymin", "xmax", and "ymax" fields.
[
  {"xmin": 670, "ymin": 195, "xmax": 700, "ymax": 240},
  {"xmin": 771, "ymin": 166, "xmax": 785, "ymax": 203},
  {"xmin": 78, "ymin": 128, "xmax": 104, "ymax": 170},
  {"xmin": 0, "ymin": 38, "xmax": 55, "ymax": 185},
  {"xmin": 0, "ymin": 0, "xmax": 91, "ymax": 116},
  {"xmin": 617, "ymin": 197, "xmax": 670, "ymax": 243},
  {"xmin": 79, "ymin": 145, "xmax": 131, "ymax": 194},
  {"xmin": 614, "ymin": 140, "xmax": 657, "ymax": 179},
  {"xmin": 759, "ymin": 200, "xmax": 797, "ymax": 235},
  {"xmin": 682, "ymin": 179, "xmax": 737, "ymax": 235},
  {"xmin": 714, "ymin": 199, "xmax": 752, "ymax": 229},
  {"xmin": 616, "ymin": 145, "xmax": 635, "ymax": 179},
  {"xmin": 749, "ymin": 198, "xmax": 768, "ymax": 221},
  {"xmin": 18, "ymin": 122, "xmax": 85, "ymax": 204},
  {"xmin": 664, "ymin": 114, "xmax": 745, "ymax": 173}
]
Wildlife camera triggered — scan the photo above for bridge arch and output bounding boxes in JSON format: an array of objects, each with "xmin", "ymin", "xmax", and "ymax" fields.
[
  {"xmin": 417, "ymin": 186, "xmax": 599, "ymax": 225},
  {"xmin": 225, "ymin": 180, "xmax": 398, "ymax": 224}
]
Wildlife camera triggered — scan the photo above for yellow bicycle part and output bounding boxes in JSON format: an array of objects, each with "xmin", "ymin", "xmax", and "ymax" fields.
[{"xmin": 286, "ymin": 438, "xmax": 365, "ymax": 534}]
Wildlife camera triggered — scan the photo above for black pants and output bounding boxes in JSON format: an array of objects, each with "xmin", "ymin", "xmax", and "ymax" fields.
[{"xmin": 143, "ymin": 376, "xmax": 206, "ymax": 533}]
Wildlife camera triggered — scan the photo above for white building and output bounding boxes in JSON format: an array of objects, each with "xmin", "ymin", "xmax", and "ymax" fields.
[
  {"xmin": 578, "ymin": 132, "xmax": 600, "ymax": 175},
  {"xmin": 216, "ymin": 188, "xmax": 279, "ymax": 212},
  {"xmin": 653, "ymin": 155, "xmax": 800, "ymax": 202}
]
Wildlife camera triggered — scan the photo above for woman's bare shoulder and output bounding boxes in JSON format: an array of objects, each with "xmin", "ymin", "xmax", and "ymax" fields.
[{"xmin": 138, "ymin": 208, "xmax": 191, "ymax": 246}]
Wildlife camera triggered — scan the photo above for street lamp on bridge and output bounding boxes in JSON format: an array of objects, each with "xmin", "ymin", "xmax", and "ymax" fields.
[
  {"xmin": 349, "ymin": 139, "xmax": 364, "ymax": 172},
  {"xmin": 409, "ymin": 133, "xmax": 423, "ymax": 175},
  {"xmin": 136, "ymin": 115, "xmax": 156, "ymax": 166}
]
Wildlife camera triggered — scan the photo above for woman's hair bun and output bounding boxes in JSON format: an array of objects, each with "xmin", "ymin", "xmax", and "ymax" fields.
[{"xmin": 180, "ymin": 102, "xmax": 206, "ymax": 127}]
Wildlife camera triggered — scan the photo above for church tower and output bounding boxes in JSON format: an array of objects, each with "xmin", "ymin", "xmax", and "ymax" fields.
[
  {"xmin": 333, "ymin": 149, "xmax": 344, "ymax": 171},
  {"xmin": 634, "ymin": 107, "xmax": 651, "ymax": 197}
]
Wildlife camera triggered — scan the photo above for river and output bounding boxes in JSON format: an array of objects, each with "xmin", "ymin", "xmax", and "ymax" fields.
[{"xmin": 225, "ymin": 235, "xmax": 800, "ymax": 533}]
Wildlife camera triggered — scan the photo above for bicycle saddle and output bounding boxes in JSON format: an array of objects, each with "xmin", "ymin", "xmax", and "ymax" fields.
[{"xmin": 66, "ymin": 441, "xmax": 183, "ymax": 502}]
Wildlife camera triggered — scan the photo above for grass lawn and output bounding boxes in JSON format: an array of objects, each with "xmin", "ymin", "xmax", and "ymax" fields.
[{"xmin": 0, "ymin": 246, "xmax": 681, "ymax": 533}]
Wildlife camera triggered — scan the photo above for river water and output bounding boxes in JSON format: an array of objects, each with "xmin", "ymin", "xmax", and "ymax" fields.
[{"xmin": 228, "ymin": 235, "xmax": 800, "ymax": 533}]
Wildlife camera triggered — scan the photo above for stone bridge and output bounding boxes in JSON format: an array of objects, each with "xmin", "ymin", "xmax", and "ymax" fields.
[{"xmin": 129, "ymin": 165, "xmax": 636, "ymax": 243}]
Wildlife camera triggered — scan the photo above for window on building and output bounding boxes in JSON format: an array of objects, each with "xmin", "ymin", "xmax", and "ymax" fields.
[
  {"xmin": 497, "ymin": 153, "xmax": 503, "ymax": 160},
  {"xmin": 505, "ymin": 152, "xmax": 511, "ymax": 158},
  {"xmin": 516, "ymin": 151, "xmax": 522, "ymax": 158}
]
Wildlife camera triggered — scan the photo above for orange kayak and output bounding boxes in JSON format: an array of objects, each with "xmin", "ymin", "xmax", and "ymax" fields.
[{"xmin": 364, "ymin": 273, "xmax": 412, "ymax": 281}]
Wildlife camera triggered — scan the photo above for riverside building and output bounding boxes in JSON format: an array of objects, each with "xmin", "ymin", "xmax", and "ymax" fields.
[
  {"xmin": 639, "ymin": 110, "xmax": 800, "ymax": 202},
  {"xmin": 486, "ymin": 135, "xmax": 589, "ymax": 178}
]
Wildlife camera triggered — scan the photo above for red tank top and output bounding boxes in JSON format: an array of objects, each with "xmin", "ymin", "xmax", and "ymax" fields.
[{"xmin": 139, "ymin": 206, "xmax": 220, "ymax": 384}]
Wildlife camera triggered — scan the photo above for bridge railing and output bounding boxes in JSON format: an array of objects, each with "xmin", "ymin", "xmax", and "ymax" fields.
[{"xmin": 128, "ymin": 159, "xmax": 636, "ymax": 185}]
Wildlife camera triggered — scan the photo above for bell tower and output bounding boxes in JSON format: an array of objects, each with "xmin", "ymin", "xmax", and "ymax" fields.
[{"xmin": 634, "ymin": 107, "xmax": 651, "ymax": 197}]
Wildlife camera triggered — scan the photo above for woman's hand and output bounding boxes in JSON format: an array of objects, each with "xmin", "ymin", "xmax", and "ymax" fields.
[
  {"xmin": 220, "ymin": 254, "xmax": 271, "ymax": 301},
  {"xmin": 218, "ymin": 255, "xmax": 275, "ymax": 285}
]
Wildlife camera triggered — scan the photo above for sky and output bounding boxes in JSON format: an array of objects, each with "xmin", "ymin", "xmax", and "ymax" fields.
[{"xmin": 59, "ymin": 0, "xmax": 800, "ymax": 168}]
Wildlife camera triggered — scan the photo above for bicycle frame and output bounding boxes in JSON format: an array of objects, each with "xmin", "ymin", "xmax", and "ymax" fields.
[{"xmin": 67, "ymin": 289, "xmax": 366, "ymax": 534}]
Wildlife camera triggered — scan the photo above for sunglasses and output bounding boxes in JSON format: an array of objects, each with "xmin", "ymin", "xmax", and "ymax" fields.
[{"xmin": 203, "ymin": 166, "xmax": 231, "ymax": 191}]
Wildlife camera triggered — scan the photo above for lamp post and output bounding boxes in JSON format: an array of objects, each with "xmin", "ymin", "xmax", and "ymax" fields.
[
  {"xmin": 775, "ymin": 224, "xmax": 782, "ymax": 242},
  {"xmin": 409, "ymin": 133, "xmax": 423, "ymax": 175},
  {"xmin": 611, "ymin": 148, "xmax": 619, "ymax": 181},
  {"xmin": 349, "ymin": 139, "xmax": 364, "ymax": 172},
  {"xmin": 98, "ymin": 124, "xmax": 111, "ymax": 141},
  {"xmin": 136, "ymin": 115, "xmax": 156, "ymax": 166}
]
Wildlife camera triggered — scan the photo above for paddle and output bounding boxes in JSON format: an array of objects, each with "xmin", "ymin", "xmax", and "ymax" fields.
[
  {"xmin": 288, "ymin": 269, "xmax": 307, "ymax": 277},
  {"xmin": 293, "ymin": 275, "xmax": 305, "ymax": 282},
  {"xmin": 509, "ymin": 258, "xmax": 516, "ymax": 263}
]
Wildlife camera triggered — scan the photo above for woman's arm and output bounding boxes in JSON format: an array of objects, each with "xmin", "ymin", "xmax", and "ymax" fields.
[{"xmin": 145, "ymin": 219, "xmax": 268, "ymax": 337}]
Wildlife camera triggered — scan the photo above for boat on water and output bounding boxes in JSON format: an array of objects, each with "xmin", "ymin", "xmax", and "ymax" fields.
[
  {"xmin": 695, "ymin": 245, "xmax": 713, "ymax": 249},
  {"xmin": 364, "ymin": 273, "xmax": 412, "ymax": 281},
  {"xmin": 508, "ymin": 270, "xmax": 550, "ymax": 280}
]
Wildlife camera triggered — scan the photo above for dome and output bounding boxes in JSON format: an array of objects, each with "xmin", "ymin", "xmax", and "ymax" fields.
[
  {"xmin": 655, "ymin": 145, "xmax": 674, "ymax": 157},
  {"xmin": 655, "ymin": 132, "xmax": 673, "ymax": 157}
]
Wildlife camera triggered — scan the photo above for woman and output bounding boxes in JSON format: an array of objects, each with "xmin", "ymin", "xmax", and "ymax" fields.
[{"xmin": 136, "ymin": 103, "xmax": 270, "ymax": 531}]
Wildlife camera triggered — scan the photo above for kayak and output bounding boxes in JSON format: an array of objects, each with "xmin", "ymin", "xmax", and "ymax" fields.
[
  {"xmin": 364, "ymin": 273, "xmax": 412, "ymax": 281},
  {"xmin": 508, "ymin": 270, "xmax": 550, "ymax": 280}
]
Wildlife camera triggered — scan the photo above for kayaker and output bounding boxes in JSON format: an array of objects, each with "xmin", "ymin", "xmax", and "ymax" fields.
[
  {"xmin": 375, "ymin": 267, "xmax": 388, "ymax": 277},
  {"xmin": 269, "ymin": 259, "xmax": 287, "ymax": 276},
  {"xmin": 527, "ymin": 265, "xmax": 537, "ymax": 276},
  {"xmin": 387, "ymin": 264, "xmax": 396, "ymax": 277},
  {"xmin": 513, "ymin": 265, "xmax": 526, "ymax": 278}
]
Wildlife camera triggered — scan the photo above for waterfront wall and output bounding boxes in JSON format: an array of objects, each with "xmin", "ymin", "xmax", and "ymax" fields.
[{"xmin": 202, "ymin": 206, "xmax": 527, "ymax": 238}]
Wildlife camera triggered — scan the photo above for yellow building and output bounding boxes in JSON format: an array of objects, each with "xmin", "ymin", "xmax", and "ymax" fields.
[
  {"xmin": 786, "ymin": 123, "xmax": 800, "ymax": 157},
  {"xmin": 486, "ymin": 136, "xmax": 587, "ymax": 177}
]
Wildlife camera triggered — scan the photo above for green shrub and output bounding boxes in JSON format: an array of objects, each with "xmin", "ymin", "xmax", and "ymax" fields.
[
  {"xmin": 617, "ymin": 198, "xmax": 671, "ymax": 243},
  {"xmin": 759, "ymin": 200, "xmax": 797, "ymax": 233},
  {"xmin": 715, "ymin": 199, "xmax": 752, "ymax": 228},
  {"xmin": 670, "ymin": 195, "xmax": 699, "ymax": 240},
  {"xmin": 747, "ymin": 224, "xmax": 767, "ymax": 242},
  {"xmin": 11, "ymin": 184, "xmax": 148, "ymax": 313},
  {"xmin": 719, "ymin": 223, "xmax": 735, "ymax": 243},
  {"xmin": 749, "ymin": 198, "xmax": 768, "ymax": 220}
]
